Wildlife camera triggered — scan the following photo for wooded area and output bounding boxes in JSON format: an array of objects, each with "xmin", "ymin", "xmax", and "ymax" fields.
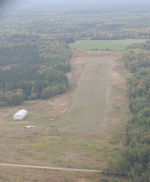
[
  {"xmin": 0, "ymin": 33, "xmax": 71, "ymax": 105},
  {"xmin": 105, "ymin": 41, "xmax": 150, "ymax": 182}
]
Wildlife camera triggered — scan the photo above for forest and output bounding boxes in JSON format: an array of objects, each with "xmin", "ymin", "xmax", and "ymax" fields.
[
  {"xmin": 105, "ymin": 41, "xmax": 150, "ymax": 182},
  {"xmin": 0, "ymin": 33, "xmax": 71, "ymax": 105}
]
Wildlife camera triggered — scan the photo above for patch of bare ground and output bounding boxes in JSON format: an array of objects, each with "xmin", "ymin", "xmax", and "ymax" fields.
[
  {"xmin": 109, "ymin": 59, "xmax": 129, "ymax": 127},
  {"xmin": 104, "ymin": 56, "xmax": 125, "ymax": 130}
]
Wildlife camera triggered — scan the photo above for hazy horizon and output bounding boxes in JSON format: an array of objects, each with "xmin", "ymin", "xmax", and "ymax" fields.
[{"xmin": 1, "ymin": 0, "xmax": 149, "ymax": 13}]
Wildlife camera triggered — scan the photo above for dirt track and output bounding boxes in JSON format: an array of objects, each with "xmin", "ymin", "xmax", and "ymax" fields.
[{"xmin": 0, "ymin": 163, "xmax": 101, "ymax": 173}]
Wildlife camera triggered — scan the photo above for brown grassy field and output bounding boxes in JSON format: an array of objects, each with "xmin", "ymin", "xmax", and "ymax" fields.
[
  {"xmin": 0, "ymin": 167, "xmax": 129, "ymax": 182},
  {"xmin": 0, "ymin": 51, "xmax": 130, "ymax": 181}
]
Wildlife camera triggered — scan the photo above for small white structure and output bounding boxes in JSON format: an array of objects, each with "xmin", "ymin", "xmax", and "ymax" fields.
[
  {"xmin": 13, "ymin": 109, "xmax": 28, "ymax": 120},
  {"xmin": 25, "ymin": 125, "xmax": 35, "ymax": 129}
]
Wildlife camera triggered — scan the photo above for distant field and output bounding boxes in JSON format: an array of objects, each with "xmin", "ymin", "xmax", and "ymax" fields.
[{"xmin": 69, "ymin": 39, "xmax": 146, "ymax": 51}]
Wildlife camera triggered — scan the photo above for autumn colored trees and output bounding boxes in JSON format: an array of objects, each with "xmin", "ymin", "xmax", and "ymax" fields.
[
  {"xmin": 106, "ymin": 41, "xmax": 150, "ymax": 182},
  {"xmin": 0, "ymin": 34, "xmax": 71, "ymax": 106}
]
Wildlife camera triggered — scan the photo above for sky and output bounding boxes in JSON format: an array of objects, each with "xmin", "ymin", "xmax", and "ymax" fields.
[{"xmin": 0, "ymin": 0, "xmax": 149, "ymax": 13}]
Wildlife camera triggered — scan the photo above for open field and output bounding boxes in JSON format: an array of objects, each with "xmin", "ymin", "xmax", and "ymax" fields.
[
  {"xmin": 0, "ymin": 51, "xmax": 130, "ymax": 181},
  {"xmin": 0, "ymin": 167, "xmax": 128, "ymax": 182},
  {"xmin": 0, "ymin": 167, "xmax": 101, "ymax": 182},
  {"xmin": 69, "ymin": 39, "xmax": 146, "ymax": 51},
  {"xmin": 61, "ymin": 54, "xmax": 115, "ymax": 134}
]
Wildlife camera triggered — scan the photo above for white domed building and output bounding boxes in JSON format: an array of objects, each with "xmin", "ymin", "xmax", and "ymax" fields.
[{"xmin": 13, "ymin": 109, "xmax": 28, "ymax": 120}]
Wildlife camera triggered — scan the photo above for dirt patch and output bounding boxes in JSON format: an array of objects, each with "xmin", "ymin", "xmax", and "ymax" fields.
[
  {"xmin": 111, "ymin": 60, "xmax": 125, "ymax": 85},
  {"xmin": 105, "ymin": 56, "xmax": 130, "ymax": 140}
]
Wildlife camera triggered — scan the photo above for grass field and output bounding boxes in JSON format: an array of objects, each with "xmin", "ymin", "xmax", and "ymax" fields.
[
  {"xmin": 0, "ymin": 167, "xmax": 125, "ymax": 182},
  {"xmin": 64, "ymin": 56, "xmax": 113, "ymax": 133},
  {"xmin": 0, "ymin": 51, "xmax": 130, "ymax": 182},
  {"xmin": 69, "ymin": 39, "xmax": 146, "ymax": 51},
  {"xmin": 50, "ymin": 51, "xmax": 130, "ymax": 170}
]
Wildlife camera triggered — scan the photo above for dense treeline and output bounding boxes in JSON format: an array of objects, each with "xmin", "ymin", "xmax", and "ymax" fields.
[
  {"xmin": 105, "ymin": 41, "xmax": 150, "ymax": 182},
  {"xmin": 1, "ymin": 10, "xmax": 150, "ymax": 41},
  {"xmin": 0, "ymin": 33, "xmax": 71, "ymax": 106}
]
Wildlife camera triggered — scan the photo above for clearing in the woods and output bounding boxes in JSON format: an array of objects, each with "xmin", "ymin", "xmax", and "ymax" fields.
[{"xmin": 0, "ymin": 51, "xmax": 129, "ymax": 182}]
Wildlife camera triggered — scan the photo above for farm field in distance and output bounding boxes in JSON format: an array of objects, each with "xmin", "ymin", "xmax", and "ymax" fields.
[
  {"xmin": 69, "ymin": 39, "xmax": 146, "ymax": 51},
  {"xmin": 0, "ymin": 50, "xmax": 130, "ymax": 181}
]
